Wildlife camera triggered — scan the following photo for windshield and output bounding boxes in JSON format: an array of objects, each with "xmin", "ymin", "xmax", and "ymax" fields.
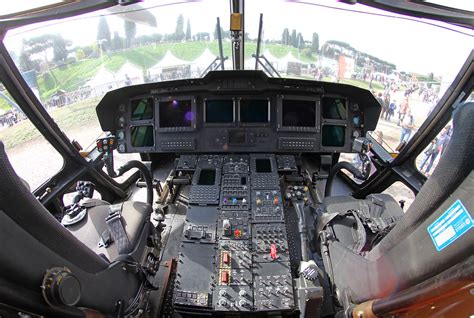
[{"xmin": 2, "ymin": 0, "xmax": 473, "ymax": 154}]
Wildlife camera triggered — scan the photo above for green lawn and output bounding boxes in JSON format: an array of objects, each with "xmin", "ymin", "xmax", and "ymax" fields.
[{"xmin": 34, "ymin": 41, "xmax": 317, "ymax": 101}]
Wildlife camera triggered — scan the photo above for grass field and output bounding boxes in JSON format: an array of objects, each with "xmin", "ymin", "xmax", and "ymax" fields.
[
  {"xmin": 36, "ymin": 41, "xmax": 317, "ymax": 101},
  {"xmin": 0, "ymin": 98, "xmax": 99, "ymax": 149}
]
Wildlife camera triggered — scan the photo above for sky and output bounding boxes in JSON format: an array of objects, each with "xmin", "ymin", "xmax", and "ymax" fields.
[{"xmin": 3, "ymin": 0, "xmax": 473, "ymax": 82}]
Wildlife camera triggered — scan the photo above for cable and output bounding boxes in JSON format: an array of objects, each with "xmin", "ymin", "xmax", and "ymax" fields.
[
  {"xmin": 117, "ymin": 160, "xmax": 153, "ymax": 205},
  {"xmin": 324, "ymin": 161, "xmax": 370, "ymax": 197}
]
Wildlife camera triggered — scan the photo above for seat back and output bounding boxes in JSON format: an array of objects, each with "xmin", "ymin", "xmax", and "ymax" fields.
[
  {"xmin": 0, "ymin": 141, "xmax": 109, "ymax": 274},
  {"xmin": 373, "ymin": 102, "xmax": 474, "ymax": 256},
  {"xmin": 320, "ymin": 102, "xmax": 474, "ymax": 304}
]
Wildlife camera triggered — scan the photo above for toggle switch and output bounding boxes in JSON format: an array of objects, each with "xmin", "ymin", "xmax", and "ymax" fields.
[
  {"xmin": 270, "ymin": 243, "xmax": 278, "ymax": 260},
  {"xmin": 221, "ymin": 271, "xmax": 229, "ymax": 284},
  {"xmin": 223, "ymin": 252, "xmax": 230, "ymax": 264}
]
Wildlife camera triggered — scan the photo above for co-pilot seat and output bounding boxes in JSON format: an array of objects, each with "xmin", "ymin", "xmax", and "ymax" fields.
[
  {"xmin": 66, "ymin": 199, "xmax": 151, "ymax": 262},
  {"xmin": 318, "ymin": 102, "xmax": 474, "ymax": 305}
]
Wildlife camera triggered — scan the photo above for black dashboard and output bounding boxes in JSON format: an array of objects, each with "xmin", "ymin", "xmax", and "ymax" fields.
[{"xmin": 96, "ymin": 71, "xmax": 381, "ymax": 154}]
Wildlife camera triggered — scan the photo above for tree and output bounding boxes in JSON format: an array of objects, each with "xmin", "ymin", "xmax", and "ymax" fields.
[
  {"xmin": 291, "ymin": 29, "xmax": 297, "ymax": 48},
  {"xmin": 297, "ymin": 33, "xmax": 304, "ymax": 49},
  {"xmin": 51, "ymin": 34, "xmax": 71, "ymax": 63},
  {"xmin": 195, "ymin": 32, "xmax": 210, "ymax": 41},
  {"xmin": 175, "ymin": 14, "xmax": 185, "ymax": 41},
  {"xmin": 124, "ymin": 20, "xmax": 137, "ymax": 48},
  {"xmin": 185, "ymin": 19, "xmax": 192, "ymax": 41},
  {"xmin": 96, "ymin": 17, "xmax": 111, "ymax": 50},
  {"xmin": 19, "ymin": 48, "xmax": 38, "ymax": 72},
  {"xmin": 281, "ymin": 28, "xmax": 290, "ymax": 45},
  {"xmin": 111, "ymin": 31, "xmax": 124, "ymax": 51},
  {"xmin": 311, "ymin": 32, "xmax": 319, "ymax": 53},
  {"xmin": 75, "ymin": 48, "xmax": 86, "ymax": 61},
  {"xmin": 21, "ymin": 34, "xmax": 70, "ymax": 69}
]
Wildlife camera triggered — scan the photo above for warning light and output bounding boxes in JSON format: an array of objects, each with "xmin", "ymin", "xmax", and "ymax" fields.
[{"xmin": 234, "ymin": 229, "xmax": 242, "ymax": 238}]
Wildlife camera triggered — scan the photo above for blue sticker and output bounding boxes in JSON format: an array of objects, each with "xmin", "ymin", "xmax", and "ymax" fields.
[{"xmin": 427, "ymin": 200, "xmax": 473, "ymax": 251}]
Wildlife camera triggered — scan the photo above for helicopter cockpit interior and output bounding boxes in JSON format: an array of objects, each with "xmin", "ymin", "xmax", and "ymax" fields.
[{"xmin": 0, "ymin": 1, "xmax": 473, "ymax": 317}]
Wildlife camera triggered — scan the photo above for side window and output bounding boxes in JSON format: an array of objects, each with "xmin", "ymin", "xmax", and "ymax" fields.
[
  {"xmin": 382, "ymin": 181, "xmax": 415, "ymax": 212},
  {"xmin": 416, "ymin": 122, "xmax": 452, "ymax": 177},
  {"xmin": 0, "ymin": 82, "xmax": 64, "ymax": 191}
]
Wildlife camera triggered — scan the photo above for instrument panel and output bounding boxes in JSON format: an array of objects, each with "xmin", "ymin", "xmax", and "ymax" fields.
[{"xmin": 96, "ymin": 70, "xmax": 380, "ymax": 154}]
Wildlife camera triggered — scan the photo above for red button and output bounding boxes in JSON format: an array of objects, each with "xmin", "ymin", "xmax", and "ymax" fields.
[{"xmin": 234, "ymin": 229, "xmax": 242, "ymax": 238}]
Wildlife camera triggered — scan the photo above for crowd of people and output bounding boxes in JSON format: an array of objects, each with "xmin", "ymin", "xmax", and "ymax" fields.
[{"xmin": 373, "ymin": 82, "xmax": 451, "ymax": 176}]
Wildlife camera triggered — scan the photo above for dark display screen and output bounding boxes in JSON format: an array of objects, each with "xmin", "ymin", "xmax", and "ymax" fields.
[
  {"xmin": 131, "ymin": 125, "xmax": 154, "ymax": 147},
  {"xmin": 159, "ymin": 100, "xmax": 193, "ymax": 128},
  {"xmin": 229, "ymin": 130, "xmax": 246, "ymax": 144},
  {"xmin": 205, "ymin": 100, "xmax": 234, "ymax": 123},
  {"xmin": 198, "ymin": 169, "xmax": 216, "ymax": 185},
  {"xmin": 131, "ymin": 98, "xmax": 154, "ymax": 121},
  {"xmin": 256, "ymin": 159, "xmax": 272, "ymax": 173},
  {"xmin": 322, "ymin": 97, "xmax": 347, "ymax": 120},
  {"xmin": 322, "ymin": 125, "xmax": 345, "ymax": 147},
  {"xmin": 240, "ymin": 100, "xmax": 269, "ymax": 123},
  {"xmin": 282, "ymin": 99, "xmax": 316, "ymax": 127}
]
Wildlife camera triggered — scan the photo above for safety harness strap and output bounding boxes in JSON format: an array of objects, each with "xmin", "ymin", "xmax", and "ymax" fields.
[{"xmin": 105, "ymin": 203, "xmax": 132, "ymax": 254}]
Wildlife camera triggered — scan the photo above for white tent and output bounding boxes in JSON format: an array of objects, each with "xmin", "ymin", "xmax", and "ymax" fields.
[
  {"xmin": 278, "ymin": 52, "xmax": 306, "ymax": 65},
  {"xmin": 257, "ymin": 48, "xmax": 280, "ymax": 71},
  {"xmin": 86, "ymin": 67, "xmax": 116, "ymax": 86},
  {"xmin": 262, "ymin": 49, "xmax": 278, "ymax": 63},
  {"xmin": 244, "ymin": 58, "xmax": 255, "ymax": 70},
  {"xmin": 192, "ymin": 48, "xmax": 217, "ymax": 70},
  {"xmin": 148, "ymin": 50, "xmax": 190, "ymax": 77},
  {"xmin": 116, "ymin": 61, "xmax": 144, "ymax": 84},
  {"xmin": 276, "ymin": 52, "xmax": 307, "ymax": 73}
]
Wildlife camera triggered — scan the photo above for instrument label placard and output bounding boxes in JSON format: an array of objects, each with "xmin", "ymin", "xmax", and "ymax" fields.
[{"xmin": 427, "ymin": 200, "xmax": 472, "ymax": 251}]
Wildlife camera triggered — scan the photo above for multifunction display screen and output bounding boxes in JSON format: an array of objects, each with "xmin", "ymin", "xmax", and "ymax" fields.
[
  {"xmin": 131, "ymin": 125, "xmax": 154, "ymax": 147},
  {"xmin": 282, "ymin": 99, "xmax": 316, "ymax": 127},
  {"xmin": 322, "ymin": 97, "xmax": 347, "ymax": 120},
  {"xmin": 198, "ymin": 169, "xmax": 216, "ymax": 185},
  {"xmin": 322, "ymin": 125, "xmax": 345, "ymax": 147},
  {"xmin": 255, "ymin": 159, "xmax": 272, "ymax": 173},
  {"xmin": 131, "ymin": 98, "xmax": 154, "ymax": 121},
  {"xmin": 159, "ymin": 100, "xmax": 193, "ymax": 128},
  {"xmin": 240, "ymin": 100, "xmax": 269, "ymax": 123},
  {"xmin": 205, "ymin": 100, "xmax": 234, "ymax": 123}
]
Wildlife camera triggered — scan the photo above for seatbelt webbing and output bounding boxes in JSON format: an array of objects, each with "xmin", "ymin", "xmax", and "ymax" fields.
[{"xmin": 105, "ymin": 203, "xmax": 132, "ymax": 254}]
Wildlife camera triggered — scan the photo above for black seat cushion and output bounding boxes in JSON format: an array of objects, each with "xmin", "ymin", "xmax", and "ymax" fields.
[{"xmin": 67, "ymin": 199, "xmax": 151, "ymax": 261}]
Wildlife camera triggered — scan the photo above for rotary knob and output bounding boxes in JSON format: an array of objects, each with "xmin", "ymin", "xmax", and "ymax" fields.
[
  {"xmin": 239, "ymin": 289, "xmax": 247, "ymax": 297},
  {"xmin": 239, "ymin": 299, "xmax": 248, "ymax": 307},
  {"xmin": 219, "ymin": 298, "xmax": 228, "ymax": 306}
]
